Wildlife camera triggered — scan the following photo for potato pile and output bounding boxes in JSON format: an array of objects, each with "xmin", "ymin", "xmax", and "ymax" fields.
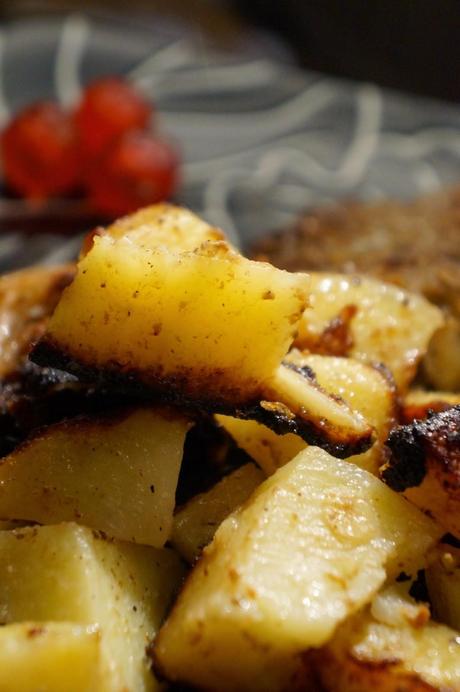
[{"xmin": 0, "ymin": 203, "xmax": 459, "ymax": 691}]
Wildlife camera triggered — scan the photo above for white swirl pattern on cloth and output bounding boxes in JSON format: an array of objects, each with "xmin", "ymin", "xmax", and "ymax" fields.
[{"xmin": 0, "ymin": 12, "xmax": 459, "ymax": 268}]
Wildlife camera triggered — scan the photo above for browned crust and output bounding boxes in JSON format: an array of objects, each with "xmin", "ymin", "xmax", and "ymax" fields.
[
  {"xmin": 401, "ymin": 400, "xmax": 458, "ymax": 424},
  {"xmin": 382, "ymin": 406, "xmax": 460, "ymax": 491},
  {"xmin": 0, "ymin": 403, "xmax": 186, "ymax": 467},
  {"xmin": 295, "ymin": 304, "xmax": 357, "ymax": 356},
  {"xmin": 31, "ymin": 339, "xmax": 373, "ymax": 459},
  {"xmin": 306, "ymin": 647, "xmax": 437, "ymax": 692}
]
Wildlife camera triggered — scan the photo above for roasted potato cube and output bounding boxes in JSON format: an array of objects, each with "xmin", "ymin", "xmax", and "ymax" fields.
[
  {"xmin": 311, "ymin": 584, "xmax": 460, "ymax": 691},
  {"xmin": 32, "ymin": 207, "xmax": 376, "ymax": 456},
  {"xmin": 423, "ymin": 317, "xmax": 460, "ymax": 392},
  {"xmin": 33, "ymin": 214, "xmax": 308, "ymax": 409},
  {"xmin": 0, "ymin": 407, "xmax": 190, "ymax": 546},
  {"xmin": 154, "ymin": 447, "xmax": 440, "ymax": 692},
  {"xmin": 0, "ymin": 622, "xmax": 103, "ymax": 692},
  {"xmin": 0, "ymin": 522, "xmax": 184, "ymax": 691},
  {"xmin": 218, "ymin": 353, "xmax": 396, "ymax": 475},
  {"xmin": 215, "ymin": 416, "xmax": 305, "ymax": 476},
  {"xmin": 295, "ymin": 273, "xmax": 444, "ymax": 391},
  {"xmin": 382, "ymin": 406, "xmax": 460, "ymax": 538},
  {"xmin": 426, "ymin": 544, "xmax": 460, "ymax": 631},
  {"xmin": 171, "ymin": 463, "xmax": 264, "ymax": 562},
  {"xmin": 262, "ymin": 361, "xmax": 372, "ymax": 456}
]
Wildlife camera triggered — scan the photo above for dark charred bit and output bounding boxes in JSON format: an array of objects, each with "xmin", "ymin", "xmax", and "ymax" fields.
[
  {"xmin": 382, "ymin": 406, "xmax": 460, "ymax": 491},
  {"xmin": 176, "ymin": 420, "xmax": 253, "ymax": 507},
  {"xmin": 240, "ymin": 400, "xmax": 374, "ymax": 459},
  {"xmin": 441, "ymin": 533, "xmax": 460, "ymax": 548},
  {"xmin": 408, "ymin": 570, "xmax": 430, "ymax": 604},
  {"xmin": 31, "ymin": 340, "xmax": 373, "ymax": 458},
  {"xmin": 295, "ymin": 304, "xmax": 357, "ymax": 356},
  {"xmin": 30, "ymin": 338, "xmax": 265, "ymax": 412},
  {"xmin": 282, "ymin": 360, "xmax": 317, "ymax": 383}
]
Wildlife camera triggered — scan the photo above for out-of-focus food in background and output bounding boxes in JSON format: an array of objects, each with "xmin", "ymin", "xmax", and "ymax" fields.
[
  {"xmin": 253, "ymin": 187, "xmax": 460, "ymax": 391},
  {"xmin": 0, "ymin": 77, "xmax": 180, "ymax": 217}
]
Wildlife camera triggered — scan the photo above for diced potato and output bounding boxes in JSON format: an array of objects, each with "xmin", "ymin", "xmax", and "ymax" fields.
[
  {"xmin": 33, "ymin": 207, "xmax": 375, "ymax": 455},
  {"xmin": 0, "ymin": 408, "xmax": 190, "ymax": 546},
  {"xmin": 33, "ymin": 210, "xmax": 308, "ymax": 409},
  {"xmin": 382, "ymin": 406, "xmax": 460, "ymax": 537},
  {"xmin": 426, "ymin": 544, "xmax": 460, "ymax": 630},
  {"xmin": 171, "ymin": 463, "xmax": 264, "ymax": 562},
  {"xmin": 216, "ymin": 416, "xmax": 305, "ymax": 476},
  {"xmin": 0, "ymin": 522, "xmax": 184, "ymax": 691},
  {"xmin": 402, "ymin": 388, "xmax": 460, "ymax": 422},
  {"xmin": 0, "ymin": 622, "xmax": 103, "ymax": 692},
  {"xmin": 218, "ymin": 353, "xmax": 396, "ymax": 475},
  {"xmin": 263, "ymin": 361, "xmax": 372, "ymax": 456},
  {"xmin": 154, "ymin": 447, "xmax": 440, "ymax": 692},
  {"xmin": 423, "ymin": 318, "xmax": 460, "ymax": 391},
  {"xmin": 311, "ymin": 584, "xmax": 460, "ymax": 691},
  {"xmin": 295, "ymin": 273, "xmax": 444, "ymax": 391}
]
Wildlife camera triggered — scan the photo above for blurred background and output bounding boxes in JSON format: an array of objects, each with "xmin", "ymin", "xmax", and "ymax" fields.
[
  {"xmin": 2, "ymin": 0, "xmax": 460, "ymax": 101},
  {"xmin": 0, "ymin": 0, "xmax": 459, "ymax": 267}
]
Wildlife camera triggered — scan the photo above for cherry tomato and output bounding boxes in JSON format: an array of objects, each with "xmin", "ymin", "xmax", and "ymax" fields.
[
  {"xmin": 75, "ymin": 77, "xmax": 151, "ymax": 159},
  {"xmin": 85, "ymin": 130, "xmax": 179, "ymax": 217},
  {"xmin": 1, "ymin": 102, "xmax": 79, "ymax": 199}
]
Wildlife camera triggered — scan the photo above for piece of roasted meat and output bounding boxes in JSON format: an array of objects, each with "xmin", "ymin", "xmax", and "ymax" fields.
[{"xmin": 252, "ymin": 186, "xmax": 460, "ymax": 390}]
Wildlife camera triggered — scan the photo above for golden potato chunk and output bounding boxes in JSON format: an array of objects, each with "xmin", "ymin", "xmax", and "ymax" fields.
[
  {"xmin": 423, "ymin": 318, "xmax": 460, "ymax": 392},
  {"xmin": 171, "ymin": 463, "xmax": 264, "ymax": 562},
  {"xmin": 33, "ymin": 217, "xmax": 307, "ymax": 409},
  {"xmin": 382, "ymin": 406, "xmax": 460, "ymax": 537},
  {"xmin": 295, "ymin": 273, "xmax": 443, "ymax": 391},
  {"xmin": 311, "ymin": 584, "xmax": 460, "ymax": 691},
  {"xmin": 154, "ymin": 447, "xmax": 440, "ymax": 692},
  {"xmin": 426, "ymin": 544, "xmax": 460, "ymax": 631},
  {"xmin": 219, "ymin": 353, "xmax": 396, "ymax": 475},
  {"xmin": 0, "ymin": 408, "xmax": 190, "ymax": 546},
  {"xmin": 215, "ymin": 416, "xmax": 305, "ymax": 476},
  {"xmin": 32, "ymin": 206, "xmax": 375, "ymax": 456},
  {"xmin": 0, "ymin": 622, "xmax": 103, "ymax": 692},
  {"xmin": 0, "ymin": 522, "xmax": 184, "ymax": 691}
]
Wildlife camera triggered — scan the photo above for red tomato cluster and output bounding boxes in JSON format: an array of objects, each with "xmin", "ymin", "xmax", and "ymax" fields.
[{"xmin": 0, "ymin": 78, "xmax": 179, "ymax": 217}]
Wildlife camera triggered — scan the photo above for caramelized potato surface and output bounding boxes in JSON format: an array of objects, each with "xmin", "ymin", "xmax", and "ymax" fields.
[
  {"xmin": 154, "ymin": 447, "xmax": 440, "ymax": 692},
  {"xmin": 311, "ymin": 585, "xmax": 460, "ymax": 691},
  {"xmin": 34, "ymin": 229, "xmax": 308, "ymax": 408},
  {"xmin": 295, "ymin": 273, "xmax": 443, "ymax": 391},
  {"xmin": 219, "ymin": 353, "xmax": 396, "ymax": 475}
]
